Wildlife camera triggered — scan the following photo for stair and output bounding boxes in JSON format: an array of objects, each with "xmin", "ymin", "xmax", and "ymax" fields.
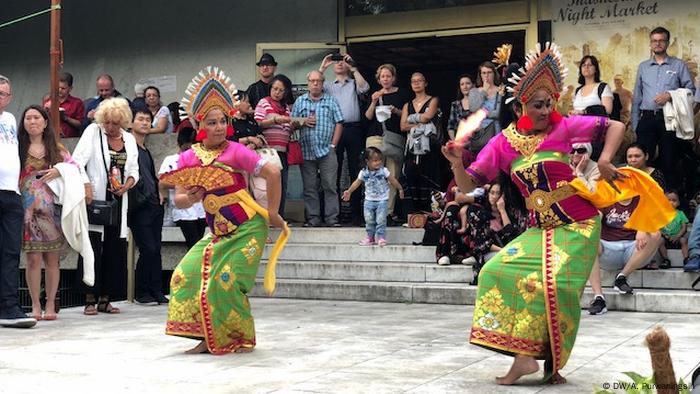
[
  {"xmin": 33, "ymin": 226, "xmax": 697, "ymax": 313},
  {"xmin": 247, "ymin": 227, "xmax": 700, "ymax": 314}
]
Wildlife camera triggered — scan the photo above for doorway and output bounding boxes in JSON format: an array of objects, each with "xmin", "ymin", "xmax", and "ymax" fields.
[{"xmin": 348, "ymin": 30, "xmax": 526, "ymax": 125}]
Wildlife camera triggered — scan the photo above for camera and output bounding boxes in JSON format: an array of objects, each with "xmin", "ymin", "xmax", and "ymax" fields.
[{"xmin": 330, "ymin": 53, "xmax": 344, "ymax": 61}]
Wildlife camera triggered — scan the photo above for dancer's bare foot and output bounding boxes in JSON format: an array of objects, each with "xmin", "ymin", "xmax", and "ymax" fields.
[
  {"xmin": 184, "ymin": 341, "xmax": 209, "ymax": 354},
  {"xmin": 495, "ymin": 355, "xmax": 539, "ymax": 385},
  {"xmin": 234, "ymin": 347, "xmax": 254, "ymax": 353},
  {"xmin": 547, "ymin": 372, "xmax": 567, "ymax": 384}
]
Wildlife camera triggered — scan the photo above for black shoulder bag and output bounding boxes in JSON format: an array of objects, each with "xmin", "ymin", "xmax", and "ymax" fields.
[{"xmin": 86, "ymin": 129, "xmax": 120, "ymax": 227}]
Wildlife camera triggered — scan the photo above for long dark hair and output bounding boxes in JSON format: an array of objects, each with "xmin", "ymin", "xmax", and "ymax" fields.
[
  {"xmin": 270, "ymin": 74, "xmax": 294, "ymax": 107},
  {"xmin": 577, "ymin": 55, "xmax": 601, "ymax": 85},
  {"xmin": 18, "ymin": 105, "xmax": 64, "ymax": 169},
  {"xmin": 456, "ymin": 74, "xmax": 474, "ymax": 100}
]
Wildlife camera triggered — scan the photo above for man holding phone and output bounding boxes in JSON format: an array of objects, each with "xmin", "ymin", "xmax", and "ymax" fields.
[{"xmin": 319, "ymin": 52, "xmax": 369, "ymax": 226}]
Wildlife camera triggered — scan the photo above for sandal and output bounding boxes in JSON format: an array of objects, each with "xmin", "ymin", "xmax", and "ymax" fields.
[
  {"xmin": 97, "ymin": 298, "xmax": 120, "ymax": 314},
  {"xmin": 84, "ymin": 296, "xmax": 98, "ymax": 316}
]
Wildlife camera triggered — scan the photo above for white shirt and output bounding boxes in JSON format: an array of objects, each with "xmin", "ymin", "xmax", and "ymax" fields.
[
  {"xmin": 0, "ymin": 111, "xmax": 19, "ymax": 193},
  {"xmin": 158, "ymin": 153, "xmax": 205, "ymax": 222},
  {"xmin": 153, "ymin": 106, "xmax": 174, "ymax": 134},
  {"xmin": 573, "ymin": 82, "xmax": 613, "ymax": 112}
]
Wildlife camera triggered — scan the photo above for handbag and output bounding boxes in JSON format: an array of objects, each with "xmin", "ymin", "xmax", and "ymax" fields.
[
  {"xmin": 468, "ymin": 121, "xmax": 497, "ymax": 154},
  {"xmin": 407, "ymin": 212, "xmax": 428, "ymax": 228},
  {"xmin": 87, "ymin": 128, "xmax": 120, "ymax": 226},
  {"xmin": 255, "ymin": 136, "xmax": 283, "ymax": 170},
  {"xmin": 379, "ymin": 96, "xmax": 406, "ymax": 160},
  {"xmin": 287, "ymin": 129, "xmax": 303, "ymax": 165}
]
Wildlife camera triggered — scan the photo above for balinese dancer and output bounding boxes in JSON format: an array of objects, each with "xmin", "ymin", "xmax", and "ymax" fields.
[
  {"xmin": 442, "ymin": 43, "xmax": 674, "ymax": 384},
  {"xmin": 162, "ymin": 67, "xmax": 289, "ymax": 355}
]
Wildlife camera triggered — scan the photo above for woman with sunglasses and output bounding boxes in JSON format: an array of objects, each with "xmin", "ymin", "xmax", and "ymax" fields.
[{"xmin": 569, "ymin": 142, "xmax": 600, "ymax": 192}]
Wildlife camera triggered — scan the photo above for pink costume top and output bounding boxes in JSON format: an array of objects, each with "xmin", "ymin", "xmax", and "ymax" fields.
[
  {"xmin": 178, "ymin": 141, "xmax": 266, "ymax": 236},
  {"xmin": 466, "ymin": 115, "xmax": 610, "ymax": 229}
]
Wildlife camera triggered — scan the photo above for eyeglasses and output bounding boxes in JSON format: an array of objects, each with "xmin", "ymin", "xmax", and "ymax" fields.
[
  {"xmin": 0, "ymin": 92, "xmax": 11, "ymax": 99},
  {"xmin": 570, "ymin": 147, "xmax": 588, "ymax": 154}
]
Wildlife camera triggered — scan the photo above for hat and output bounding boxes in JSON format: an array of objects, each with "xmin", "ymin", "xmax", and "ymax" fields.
[
  {"xmin": 506, "ymin": 42, "xmax": 567, "ymax": 105},
  {"xmin": 180, "ymin": 66, "xmax": 239, "ymax": 125},
  {"xmin": 256, "ymin": 53, "xmax": 277, "ymax": 66}
]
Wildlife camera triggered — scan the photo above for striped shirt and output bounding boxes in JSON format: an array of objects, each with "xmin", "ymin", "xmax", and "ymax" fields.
[
  {"xmin": 291, "ymin": 93, "xmax": 344, "ymax": 160},
  {"xmin": 254, "ymin": 97, "xmax": 292, "ymax": 152}
]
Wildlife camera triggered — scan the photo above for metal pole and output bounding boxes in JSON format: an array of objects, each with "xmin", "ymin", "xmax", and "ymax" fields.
[{"xmin": 49, "ymin": 0, "xmax": 61, "ymax": 137}]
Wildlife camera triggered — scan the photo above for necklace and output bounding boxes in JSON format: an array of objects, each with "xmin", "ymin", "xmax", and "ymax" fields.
[{"xmin": 28, "ymin": 144, "xmax": 45, "ymax": 158}]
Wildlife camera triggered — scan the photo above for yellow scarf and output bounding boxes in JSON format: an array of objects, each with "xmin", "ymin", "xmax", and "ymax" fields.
[{"xmin": 569, "ymin": 167, "xmax": 675, "ymax": 233}]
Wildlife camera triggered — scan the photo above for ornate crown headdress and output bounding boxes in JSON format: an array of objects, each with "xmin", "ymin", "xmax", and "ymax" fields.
[
  {"xmin": 506, "ymin": 42, "xmax": 567, "ymax": 104},
  {"xmin": 181, "ymin": 66, "xmax": 239, "ymax": 124}
]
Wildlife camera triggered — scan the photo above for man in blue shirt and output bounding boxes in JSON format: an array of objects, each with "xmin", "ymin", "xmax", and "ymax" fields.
[
  {"xmin": 631, "ymin": 26, "xmax": 695, "ymax": 190},
  {"xmin": 292, "ymin": 70, "xmax": 344, "ymax": 227}
]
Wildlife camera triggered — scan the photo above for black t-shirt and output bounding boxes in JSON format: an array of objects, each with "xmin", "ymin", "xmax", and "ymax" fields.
[
  {"xmin": 132, "ymin": 146, "xmax": 159, "ymax": 207},
  {"xmin": 246, "ymin": 80, "xmax": 271, "ymax": 109},
  {"xmin": 230, "ymin": 116, "xmax": 263, "ymax": 141},
  {"xmin": 367, "ymin": 88, "xmax": 409, "ymax": 137}
]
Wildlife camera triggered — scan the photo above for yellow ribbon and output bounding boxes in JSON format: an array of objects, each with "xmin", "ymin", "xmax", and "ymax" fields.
[
  {"xmin": 569, "ymin": 167, "xmax": 675, "ymax": 233},
  {"xmin": 233, "ymin": 190, "xmax": 290, "ymax": 295}
]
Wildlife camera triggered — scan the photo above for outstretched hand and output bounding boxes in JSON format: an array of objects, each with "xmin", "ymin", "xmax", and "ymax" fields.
[{"xmin": 597, "ymin": 159, "xmax": 628, "ymax": 194}]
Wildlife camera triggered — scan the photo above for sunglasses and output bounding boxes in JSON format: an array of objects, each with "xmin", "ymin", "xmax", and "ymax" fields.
[{"xmin": 570, "ymin": 148, "xmax": 588, "ymax": 154}]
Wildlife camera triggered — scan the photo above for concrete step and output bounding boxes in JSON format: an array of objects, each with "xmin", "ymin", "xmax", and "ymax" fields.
[
  {"xmin": 262, "ymin": 243, "xmax": 436, "ymax": 262},
  {"xmin": 599, "ymin": 268, "xmax": 699, "ymax": 290},
  {"xmin": 257, "ymin": 261, "xmax": 473, "ymax": 283},
  {"xmin": 250, "ymin": 279, "xmax": 700, "ymax": 313},
  {"xmin": 161, "ymin": 226, "xmax": 425, "ymax": 245}
]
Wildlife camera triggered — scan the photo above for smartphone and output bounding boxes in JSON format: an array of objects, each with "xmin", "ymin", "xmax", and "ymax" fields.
[{"xmin": 330, "ymin": 53, "xmax": 344, "ymax": 61}]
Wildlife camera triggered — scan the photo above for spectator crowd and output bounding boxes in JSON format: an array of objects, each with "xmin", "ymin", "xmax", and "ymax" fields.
[{"xmin": 1, "ymin": 25, "xmax": 700, "ymax": 328}]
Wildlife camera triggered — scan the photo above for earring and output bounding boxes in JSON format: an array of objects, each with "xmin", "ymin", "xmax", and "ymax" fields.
[
  {"xmin": 549, "ymin": 110, "xmax": 563, "ymax": 124},
  {"xmin": 195, "ymin": 128, "xmax": 207, "ymax": 142},
  {"xmin": 516, "ymin": 115, "xmax": 534, "ymax": 131}
]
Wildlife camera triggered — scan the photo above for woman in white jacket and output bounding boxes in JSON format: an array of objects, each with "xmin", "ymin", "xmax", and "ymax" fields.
[{"xmin": 72, "ymin": 98, "xmax": 139, "ymax": 315}]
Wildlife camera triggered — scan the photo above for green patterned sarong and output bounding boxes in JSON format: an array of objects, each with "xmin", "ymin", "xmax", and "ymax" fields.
[
  {"xmin": 166, "ymin": 215, "xmax": 268, "ymax": 354},
  {"xmin": 469, "ymin": 216, "xmax": 600, "ymax": 375}
]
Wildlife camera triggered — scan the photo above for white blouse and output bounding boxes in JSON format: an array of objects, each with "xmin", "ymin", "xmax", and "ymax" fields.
[{"xmin": 573, "ymin": 82, "xmax": 613, "ymax": 112}]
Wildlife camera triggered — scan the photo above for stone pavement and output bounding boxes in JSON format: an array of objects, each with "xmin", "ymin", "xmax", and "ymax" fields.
[{"xmin": 1, "ymin": 299, "xmax": 698, "ymax": 394}]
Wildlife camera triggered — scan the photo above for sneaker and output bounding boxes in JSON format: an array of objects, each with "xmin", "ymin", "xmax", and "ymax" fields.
[
  {"xmin": 462, "ymin": 256, "xmax": 477, "ymax": 265},
  {"xmin": 659, "ymin": 258, "xmax": 672, "ymax": 269},
  {"xmin": 358, "ymin": 236, "xmax": 374, "ymax": 246},
  {"xmin": 588, "ymin": 296, "xmax": 608, "ymax": 315},
  {"xmin": 376, "ymin": 237, "xmax": 387, "ymax": 247},
  {"xmin": 154, "ymin": 293, "xmax": 169, "ymax": 305},
  {"xmin": 613, "ymin": 274, "xmax": 633, "ymax": 294},
  {"xmin": 684, "ymin": 255, "xmax": 700, "ymax": 272},
  {"xmin": 0, "ymin": 308, "xmax": 37, "ymax": 328},
  {"xmin": 437, "ymin": 256, "xmax": 450, "ymax": 266},
  {"xmin": 135, "ymin": 295, "xmax": 158, "ymax": 306}
]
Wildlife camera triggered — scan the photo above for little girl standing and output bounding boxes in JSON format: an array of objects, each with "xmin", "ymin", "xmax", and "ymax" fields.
[{"xmin": 342, "ymin": 147, "xmax": 404, "ymax": 246}]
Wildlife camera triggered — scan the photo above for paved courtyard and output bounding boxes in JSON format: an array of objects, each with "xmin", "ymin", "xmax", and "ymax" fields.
[{"xmin": 1, "ymin": 298, "xmax": 698, "ymax": 394}]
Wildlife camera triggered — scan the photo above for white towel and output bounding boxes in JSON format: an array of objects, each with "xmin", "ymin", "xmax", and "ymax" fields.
[{"xmin": 46, "ymin": 163, "xmax": 95, "ymax": 286}]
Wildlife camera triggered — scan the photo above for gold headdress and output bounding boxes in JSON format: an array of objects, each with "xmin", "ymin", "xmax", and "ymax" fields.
[
  {"xmin": 181, "ymin": 66, "xmax": 239, "ymax": 124},
  {"xmin": 506, "ymin": 42, "xmax": 567, "ymax": 104},
  {"xmin": 492, "ymin": 43, "xmax": 513, "ymax": 69}
]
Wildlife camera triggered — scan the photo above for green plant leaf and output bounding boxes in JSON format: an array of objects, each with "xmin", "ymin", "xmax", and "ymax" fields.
[{"xmin": 621, "ymin": 371, "xmax": 646, "ymax": 383}]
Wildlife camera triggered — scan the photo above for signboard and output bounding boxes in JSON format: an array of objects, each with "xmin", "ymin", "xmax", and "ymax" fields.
[{"xmin": 551, "ymin": 0, "xmax": 700, "ymax": 90}]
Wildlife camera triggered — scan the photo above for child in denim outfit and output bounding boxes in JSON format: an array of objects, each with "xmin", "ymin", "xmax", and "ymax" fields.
[{"xmin": 342, "ymin": 147, "xmax": 404, "ymax": 246}]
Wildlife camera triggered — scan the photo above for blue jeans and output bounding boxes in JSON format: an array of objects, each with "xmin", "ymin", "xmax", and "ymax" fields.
[
  {"xmin": 689, "ymin": 208, "xmax": 700, "ymax": 257},
  {"xmin": 364, "ymin": 199, "xmax": 388, "ymax": 239}
]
